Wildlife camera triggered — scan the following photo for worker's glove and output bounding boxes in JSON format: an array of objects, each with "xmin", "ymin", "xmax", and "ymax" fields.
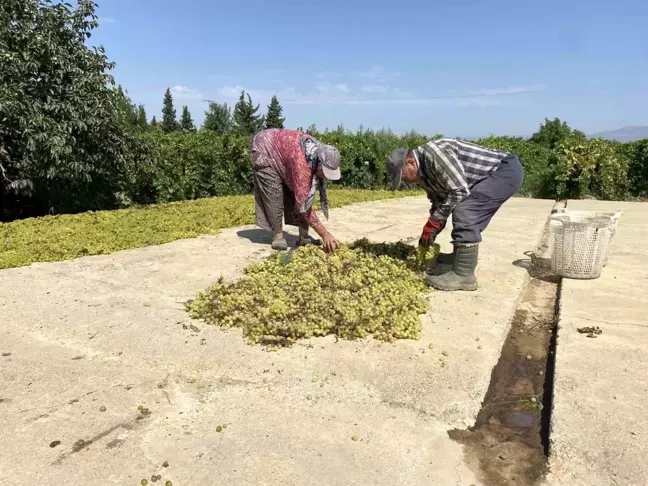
[{"xmin": 419, "ymin": 217, "xmax": 443, "ymax": 246}]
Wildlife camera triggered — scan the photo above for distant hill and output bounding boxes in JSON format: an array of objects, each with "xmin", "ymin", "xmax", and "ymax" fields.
[
  {"xmin": 458, "ymin": 126, "xmax": 648, "ymax": 143},
  {"xmin": 589, "ymin": 126, "xmax": 648, "ymax": 142}
]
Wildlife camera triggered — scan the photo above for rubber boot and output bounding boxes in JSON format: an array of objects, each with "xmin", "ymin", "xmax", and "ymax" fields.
[
  {"xmin": 426, "ymin": 243, "xmax": 478, "ymax": 291},
  {"xmin": 426, "ymin": 250, "xmax": 455, "ymax": 276}
]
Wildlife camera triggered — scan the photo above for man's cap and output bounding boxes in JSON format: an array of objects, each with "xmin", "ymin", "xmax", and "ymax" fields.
[
  {"xmin": 386, "ymin": 148, "xmax": 408, "ymax": 190},
  {"xmin": 318, "ymin": 144, "xmax": 342, "ymax": 181}
]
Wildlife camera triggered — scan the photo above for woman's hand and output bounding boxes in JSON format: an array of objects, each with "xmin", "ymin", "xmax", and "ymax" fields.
[
  {"xmin": 322, "ymin": 232, "xmax": 340, "ymax": 253},
  {"xmin": 310, "ymin": 220, "xmax": 339, "ymax": 253}
]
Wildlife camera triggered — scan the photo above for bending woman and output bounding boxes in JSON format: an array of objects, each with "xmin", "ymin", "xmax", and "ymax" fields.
[{"xmin": 250, "ymin": 128, "xmax": 342, "ymax": 253}]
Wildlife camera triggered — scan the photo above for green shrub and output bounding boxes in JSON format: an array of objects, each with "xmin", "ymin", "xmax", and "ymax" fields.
[
  {"xmin": 554, "ymin": 137, "xmax": 629, "ymax": 200},
  {"xmin": 619, "ymin": 139, "xmax": 648, "ymax": 197},
  {"xmin": 119, "ymin": 133, "xmax": 158, "ymax": 205},
  {"xmin": 142, "ymin": 130, "xmax": 253, "ymax": 202},
  {"xmin": 475, "ymin": 135, "xmax": 557, "ymax": 198},
  {"xmin": 123, "ymin": 128, "xmax": 434, "ymax": 199},
  {"xmin": 121, "ymin": 130, "xmax": 646, "ymax": 205},
  {"xmin": 318, "ymin": 130, "xmax": 381, "ymax": 188},
  {"xmin": 313, "ymin": 128, "xmax": 431, "ymax": 189}
]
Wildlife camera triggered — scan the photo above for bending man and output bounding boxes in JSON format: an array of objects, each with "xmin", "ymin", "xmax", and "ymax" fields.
[
  {"xmin": 250, "ymin": 128, "xmax": 342, "ymax": 253},
  {"xmin": 386, "ymin": 138, "xmax": 524, "ymax": 291}
]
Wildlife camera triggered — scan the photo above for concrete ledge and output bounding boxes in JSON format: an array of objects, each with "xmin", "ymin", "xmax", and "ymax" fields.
[{"xmin": 547, "ymin": 200, "xmax": 648, "ymax": 486}]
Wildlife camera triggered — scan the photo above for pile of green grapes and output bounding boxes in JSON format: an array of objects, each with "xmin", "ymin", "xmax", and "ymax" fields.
[
  {"xmin": 186, "ymin": 239, "xmax": 440, "ymax": 346},
  {"xmin": 349, "ymin": 238, "xmax": 440, "ymax": 272}
]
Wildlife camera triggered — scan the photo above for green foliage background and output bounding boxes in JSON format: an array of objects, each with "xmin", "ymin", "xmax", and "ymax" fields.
[
  {"xmin": 2, "ymin": 1, "xmax": 647, "ymax": 227},
  {"xmin": 115, "ymin": 124, "xmax": 647, "ymax": 210}
]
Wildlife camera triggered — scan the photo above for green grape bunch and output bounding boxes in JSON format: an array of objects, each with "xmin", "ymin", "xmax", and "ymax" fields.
[{"xmin": 186, "ymin": 239, "xmax": 440, "ymax": 347}]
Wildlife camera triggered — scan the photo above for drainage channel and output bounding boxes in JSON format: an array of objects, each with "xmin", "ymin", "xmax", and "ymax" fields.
[{"xmin": 448, "ymin": 208, "xmax": 562, "ymax": 486}]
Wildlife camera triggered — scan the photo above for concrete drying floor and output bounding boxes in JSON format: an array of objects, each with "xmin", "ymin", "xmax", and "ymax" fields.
[{"xmin": 5, "ymin": 195, "xmax": 640, "ymax": 485}]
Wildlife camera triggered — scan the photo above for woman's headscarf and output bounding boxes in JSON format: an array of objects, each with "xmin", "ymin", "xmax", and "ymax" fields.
[{"xmin": 299, "ymin": 136, "xmax": 340, "ymax": 220}]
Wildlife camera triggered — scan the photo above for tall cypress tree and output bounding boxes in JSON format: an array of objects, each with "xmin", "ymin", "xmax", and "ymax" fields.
[
  {"xmin": 265, "ymin": 95, "xmax": 285, "ymax": 129},
  {"xmin": 150, "ymin": 116, "xmax": 158, "ymax": 127},
  {"xmin": 233, "ymin": 90, "xmax": 264, "ymax": 135},
  {"xmin": 180, "ymin": 105, "xmax": 195, "ymax": 132},
  {"xmin": 161, "ymin": 88, "xmax": 178, "ymax": 133},
  {"xmin": 136, "ymin": 104, "xmax": 148, "ymax": 129}
]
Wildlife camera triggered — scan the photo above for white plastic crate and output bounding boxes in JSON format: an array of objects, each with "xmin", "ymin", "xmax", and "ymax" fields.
[
  {"xmin": 550, "ymin": 213, "xmax": 613, "ymax": 279},
  {"xmin": 550, "ymin": 209, "xmax": 622, "ymax": 266}
]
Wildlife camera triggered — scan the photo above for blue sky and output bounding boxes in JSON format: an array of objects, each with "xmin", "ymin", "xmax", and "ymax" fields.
[{"xmin": 92, "ymin": 0, "xmax": 648, "ymax": 137}]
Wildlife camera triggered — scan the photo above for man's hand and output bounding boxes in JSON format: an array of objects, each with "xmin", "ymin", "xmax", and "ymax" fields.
[
  {"xmin": 419, "ymin": 217, "xmax": 442, "ymax": 246},
  {"xmin": 322, "ymin": 232, "xmax": 340, "ymax": 253}
]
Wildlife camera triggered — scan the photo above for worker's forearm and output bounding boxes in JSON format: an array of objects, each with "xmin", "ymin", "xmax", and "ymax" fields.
[
  {"xmin": 310, "ymin": 220, "xmax": 331, "ymax": 238},
  {"xmin": 303, "ymin": 208, "xmax": 330, "ymax": 238}
]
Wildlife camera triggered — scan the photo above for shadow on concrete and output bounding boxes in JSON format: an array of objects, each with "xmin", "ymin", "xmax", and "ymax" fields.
[
  {"xmin": 513, "ymin": 251, "xmax": 560, "ymax": 284},
  {"xmin": 236, "ymin": 229, "xmax": 299, "ymax": 246}
]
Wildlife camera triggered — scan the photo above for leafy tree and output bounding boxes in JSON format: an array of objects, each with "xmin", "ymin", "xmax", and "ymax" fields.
[
  {"xmin": 114, "ymin": 85, "xmax": 138, "ymax": 128},
  {"xmin": 203, "ymin": 102, "xmax": 233, "ymax": 134},
  {"xmin": 161, "ymin": 88, "xmax": 178, "ymax": 133},
  {"xmin": 265, "ymin": 95, "xmax": 285, "ymax": 129},
  {"xmin": 151, "ymin": 116, "xmax": 158, "ymax": 127},
  {"xmin": 529, "ymin": 117, "xmax": 586, "ymax": 150},
  {"xmin": 180, "ymin": 106, "xmax": 195, "ymax": 132},
  {"xmin": 136, "ymin": 105, "xmax": 148, "ymax": 129},
  {"xmin": 0, "ymin": 0, "xmax": 137, "ymax": 220},
  {"xmin": 233, "ymin": 90, "xmax": 264, "ymax": 135}
]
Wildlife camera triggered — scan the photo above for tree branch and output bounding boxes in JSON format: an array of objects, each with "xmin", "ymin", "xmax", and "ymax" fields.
[{"xmin": 0, "ymin": 160, "xmax": 12, "ymax": 183}]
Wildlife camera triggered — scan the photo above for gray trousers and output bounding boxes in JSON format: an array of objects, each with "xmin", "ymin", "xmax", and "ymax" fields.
[{"xmin": 451, "ymin": 155, "xmax": 524, "ymax": 244}]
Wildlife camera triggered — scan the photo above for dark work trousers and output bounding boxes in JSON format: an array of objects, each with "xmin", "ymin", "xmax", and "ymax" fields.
[{"xmin": 451, "ymin": 154, "xmax": 524, "ymax": 245}]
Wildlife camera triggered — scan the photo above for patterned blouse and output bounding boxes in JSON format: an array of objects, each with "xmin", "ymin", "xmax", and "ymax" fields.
[{"xmin": 251, "ymin": 129, "xmax": 328, "ymax": 226}]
